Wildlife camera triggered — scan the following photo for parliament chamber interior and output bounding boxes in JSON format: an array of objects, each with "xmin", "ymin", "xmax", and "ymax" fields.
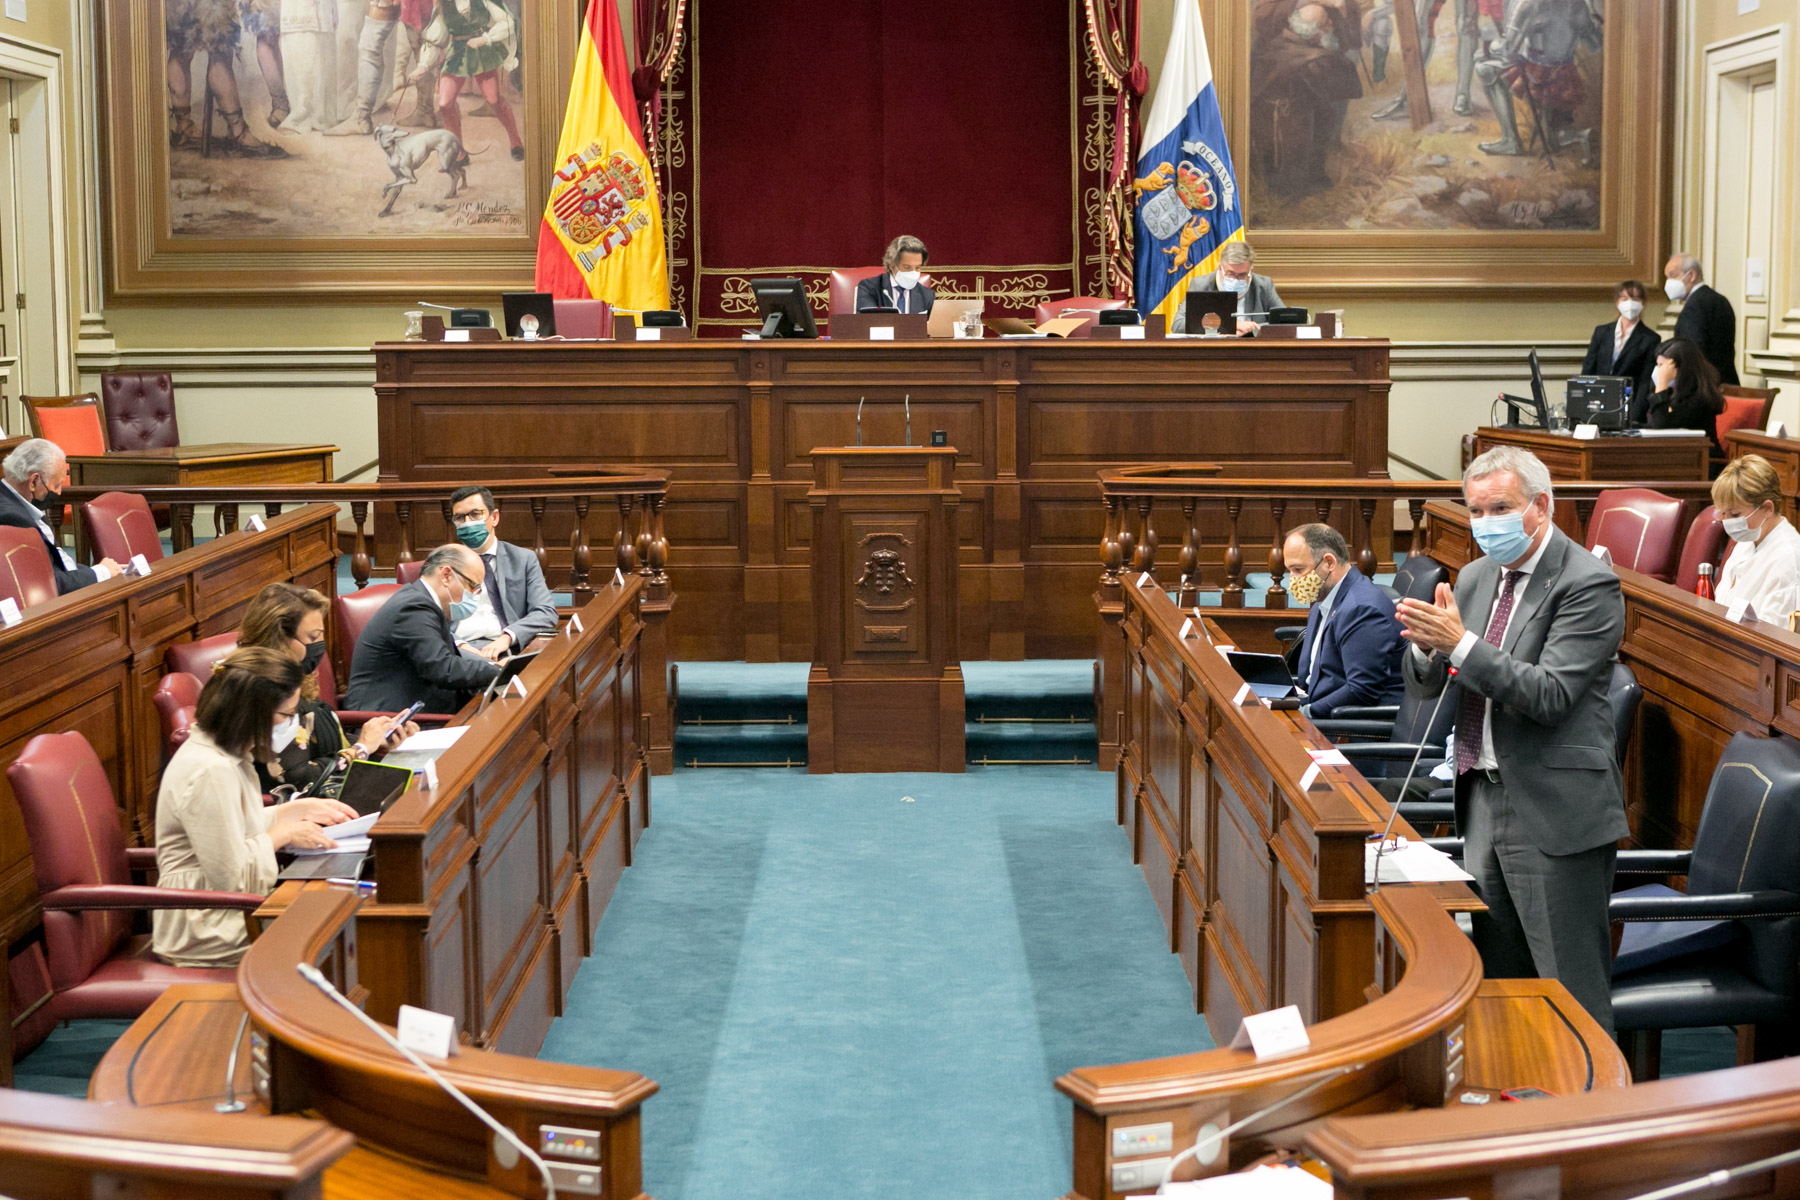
[{"xmin": 5, "ymin": 0, "xmax": 1800, "ymax": 1197}]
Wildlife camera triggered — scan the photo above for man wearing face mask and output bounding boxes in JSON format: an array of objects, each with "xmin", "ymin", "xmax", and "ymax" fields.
[
  {"xmin": 1664, "ymin": 253, "xmax": 1740, "ymax": 386},
  {"xmin": 344, "ymin": 542, "xmax": 501, "ymax": 714},
  {"xmin": 1396, "ymin": 445, "xmax": 1626, "ymax": 1034},
  {"xmin": 1282, "ymin": 523, "xmax": 1404, "ymax": 719},
  {"xmin": 0, "ymin": 438, "xmax": 123, "ymax": 595},
  {"xmin": 1579, "ymin": 280, "xmax": 1658, "ymax": 409},
  {"xmin": 446, "ymin": 485, "xmax": 558, "ymax": 662},
  {"xmin": 1169, "ymin": 240, "xmax": 1283, "ymax": 335},
  {"xmin": 1710, "ymin": 455, "xmax": 1800, "ymax": 622},
  {"xmin": 854, "ymin": 235, "xmax": 936, "ymax": 316}
]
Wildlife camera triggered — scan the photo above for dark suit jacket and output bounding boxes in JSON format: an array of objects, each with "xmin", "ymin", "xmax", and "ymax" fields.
[
  {"xmin": 345, "ymin": 580, "xmax": 499, "ymax": 714},
  {"xmin": 1169, "ymin": 272, "xmax": 1285, "ymax": 333},
  {"xmin": 1673, "ymin": 284, "xmax": 1740, "ymax": 386},
  {"xmin": 1294, "ymin": 567, "xmax": 1405, "ymax": 718},
  {"xmin": 0, "ymin": 482, "xmax": 101, "ymax": 595},
  {"xmin": 466, "ymin": 540, "xmax": 558, "ymax": 649},
  {"xmin": 1402, "ymin": 528, "xmax": 1628, "ymax": 855},
  {"xmin": 854, "ymin": 274, "xmax": 936, "ymax": 316},
  {"xmin": 1581, "ymin": 319, "xmax": 1658, "ymax": 414}
]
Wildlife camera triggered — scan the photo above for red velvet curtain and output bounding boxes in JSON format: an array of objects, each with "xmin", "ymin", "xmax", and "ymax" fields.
[
  {"xmin": 1083, "ymin": 0, "xmax": 1144, "ymax": 299},
  {"xmin": 631, "ymin": 0, "xmax": 687, "ymax": 162}
]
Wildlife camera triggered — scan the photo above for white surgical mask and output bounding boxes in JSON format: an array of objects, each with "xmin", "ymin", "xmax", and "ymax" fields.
[
  {"xmin": 892, "ymin": 270, "xmax": 920, "ymax": 289},
  {"xmin": 1722, "ymin": 513, "xmax": 1760, "ymax": 544},
  {"xmin": 271, "ymin": 715, "xmax": 300, "ymax": 753},
  {"xmin": 1664, "ymin": 277, "xmax": 1688, "ymax": 303},
  {"xmin": 1617, "ymin": 299, "xmax": 1643, "ymax": 320}
]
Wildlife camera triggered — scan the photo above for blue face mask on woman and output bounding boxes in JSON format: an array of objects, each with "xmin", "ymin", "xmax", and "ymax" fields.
[{"xmin": 1470, "ymin": 509, "xmax": 1534, "ymax": 563}]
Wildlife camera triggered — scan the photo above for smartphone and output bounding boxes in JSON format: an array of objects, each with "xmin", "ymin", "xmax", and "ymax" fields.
[
  {"xmin": 1500, "ymin": 1087, "xmax": 1556, "ymax": 1102},
  {"xmin": 387, "ymin": 701, "xmax": 426, "ymax": 740}
]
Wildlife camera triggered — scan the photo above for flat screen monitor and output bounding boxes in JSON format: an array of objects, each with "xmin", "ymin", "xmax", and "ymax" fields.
[
  {"xmin": 1497, "ymin": 350, "xmax": 1552, "ymax": 428},
  {"xmin": 751, "ymin": 277, "xmax": 819, "ymax": 339},
  {"xmin": 1183, "ymin": 290, "xmax": 1238, "ymax": 336},
  {"xmin": 1529, "ymin": 348, "xmax": 1549, "ymax": 414},
  {"xmin": 501, "ymin": 292, "xmax": 556, "ymax": 339}
]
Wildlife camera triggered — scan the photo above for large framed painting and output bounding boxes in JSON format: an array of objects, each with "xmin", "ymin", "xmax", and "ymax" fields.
[
  {"xmin": 1209, "ymin": 0, "xmax": 1669, "ymax": 292},
  {"xmin": 104, "ymin": 0, "xmax": 574, "ymax": 294}
]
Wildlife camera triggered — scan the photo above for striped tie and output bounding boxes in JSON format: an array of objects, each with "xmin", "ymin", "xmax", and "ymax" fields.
[{"xmin": 1454, "ymin": 570, "xmax": 1523, "ymax": 775}]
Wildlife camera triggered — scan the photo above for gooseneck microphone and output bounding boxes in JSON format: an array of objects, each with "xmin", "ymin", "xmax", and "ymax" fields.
[
  {"xmin": 1626, "ymin": 1146, "xmax": 1800, "ymax": 1200},
  {"xmin": 1370, "ymin": 659, "xmax": 1458, "ymax": 892},
  {"xmin": 1158, "ymin": 1064, "xmax": 1357, "ymax": 1187},
  {"xmin": 297, "ymin": 963, "xmax": 558, "ymax": 1199},
  {"xmin": 904, "ymin": 394, "xmax": 911, "ymax": 446},
  {"xmin": 856, "ymin": 397, "xmax": 865, "ymax": 447}
]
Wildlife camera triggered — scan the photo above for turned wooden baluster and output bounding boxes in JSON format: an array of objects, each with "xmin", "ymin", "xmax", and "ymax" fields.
[
  {"xmin": 220, "ymin": 503, "xmax": 240, "ymax": 535},
  {"xmin": 1222, "ymin": 497, "xmax": 1245, "ymax": 608},
  {"xmin": 350, "ymin": 500, "xmax": 372, "ymax": 590},
  {"xmin": 264, "ymin": 502, "xmax": 282, "ymax": 520},
  {"xmin": 1177, "ymin": 498, "xmax": 1200, "ymax": 604},
  {"xmin": 1131, "ymin": 498, "xmax": 1157, "ymax": 578},
  {"xmin": 1313, "ymin": 497, "xmax": 1333, "ymax": 527},
  {"xmin": 634, "ymin": 497, "xmax": 654, "ymax": 574},
  {"xmin": 615, "ymin": 495, "xmax": 635, "ymax": 578},
  {"xmin": 1099, "ymin": 495, "xmax": 1124, "ymax": 585},
  {"xmin": 1575, "ymin": 498, "xmax": 1596, "ymax": 544},
  {"xmin": 1116, "ymin": 495, "xmax": 1139, "ymax": 580},
  {"xmin": 1266, "ymin": 497, "xmax": 1289, "ymax": 608},
  {"xmin": 1358, "ymin": 498, "xmax": 1378, "ymax": 577},
  {"xmin": 647, "ymin": 495, "xmax": 669, "ymax": 585},
  {"xmin": 570, "ymin": 495, "xmax": 593, "ymax": 606},
  {"xmin": 530, "ymin": 496, "xmax": 549, "ymax": 578},
  {"xmin": 1407, "ymin": 498, "xmax": 1427, "ymax": 557},
  {"xmin": 395, "ymin": 501, "xmax": 416, "ymax": 573},
  {"xmin": 173, "ymin": 503, "xmax": 195, "ymax": 552}
]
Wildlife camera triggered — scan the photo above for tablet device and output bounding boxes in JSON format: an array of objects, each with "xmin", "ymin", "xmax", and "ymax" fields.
[
  {"xmin": 1224, "ymin": 651, "xmax": 1303, "ymax": 700},
  {"xmin": 336, "ymin": 757, "xmax": 414, "ymax": 817},
  {"xmin": 502, "ymin": 291, "xmax": 557, "ymax": 339},
  {"xmin": 1183, "ymin": 290, "xmax": 1239, "ymax": 336},
  {"xmin": 491, "ymin": 650, "xmax": 539, "ymax": 691}
]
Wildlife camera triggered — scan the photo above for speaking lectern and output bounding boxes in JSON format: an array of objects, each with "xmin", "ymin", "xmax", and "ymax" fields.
[{"xmin": 806, "ymin": 446, "xmax": 965, "ymax": 773}]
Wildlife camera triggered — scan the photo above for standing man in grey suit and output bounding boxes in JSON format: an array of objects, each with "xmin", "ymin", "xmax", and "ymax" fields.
[
  {"xmin": 1169, "ymin": 240, "xmax": 1284, "ymax": 335},
  {"xmin": 1395, "ymin": 445, "xmax": 1627, "ymax": 1034},
  {"xmin": 447, "ymin": 484, "xmax": 560, "ymax": 660}
]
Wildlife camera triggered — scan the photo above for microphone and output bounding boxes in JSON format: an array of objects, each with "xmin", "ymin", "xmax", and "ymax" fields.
[
  {"xmin": 296, "ymin": 962, "xmax": 558, "ymax": 1199},
  {"xmin": 214, "ymin": 1011, "xmax": 251, "ymax": 1112},
  {"xmin": 1625, "ymin": 1146, "xmax": 1800, "ymax": 1200},
  {"xmin": 857, "ymin": 397, "xmax": 864, "ymax": 447},
  {"xmin": 1370, "ymin": 662, "xmax": 1457, "ymax": 892},
  {"xmin": 1158, "ymin": 1064, "xmax": 1357, "ymax": 1187},
  {"xmin": 904, "ymin": 394, "xmax": 911, "ymax": 447}
]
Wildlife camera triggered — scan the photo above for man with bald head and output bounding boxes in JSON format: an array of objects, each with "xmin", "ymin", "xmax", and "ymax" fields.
[
  {"xmin": 1665, "ymin": 253, "xmax": 1739, "ymax": 386},
  {"xmin": 344, "ymin": 542, "xmax": 501, "ymax": 713}
]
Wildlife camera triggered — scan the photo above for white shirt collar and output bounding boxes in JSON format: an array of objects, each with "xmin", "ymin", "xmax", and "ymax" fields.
[{"xmin": 1504, "ymin": 523, "xmax": 1555, "ymax": 578}]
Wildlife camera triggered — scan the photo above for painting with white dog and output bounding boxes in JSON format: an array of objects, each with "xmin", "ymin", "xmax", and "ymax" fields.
[{"xmin": 164, "ymin": 0, "xmax": 528, "ymax": 237}]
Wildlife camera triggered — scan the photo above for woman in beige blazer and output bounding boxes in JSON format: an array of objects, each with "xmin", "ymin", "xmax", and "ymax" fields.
[{"xmin": 152, "ymin": 647, "xmax": 358, "ymax": 967}]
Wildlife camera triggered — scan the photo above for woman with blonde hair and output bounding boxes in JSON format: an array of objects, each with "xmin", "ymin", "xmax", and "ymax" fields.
[
  {"xmin": 153, "ymin": 647, "xmax": 358, "ymax": 967},
  {"xmin": 1711, "ymin": 453, "xmax": 1800, "ymax": 622}
]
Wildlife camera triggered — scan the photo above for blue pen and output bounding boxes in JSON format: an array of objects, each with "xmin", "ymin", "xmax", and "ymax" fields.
[{"xmin": 326, "ymin": 878, "xmax": 376, "ymax": 890}]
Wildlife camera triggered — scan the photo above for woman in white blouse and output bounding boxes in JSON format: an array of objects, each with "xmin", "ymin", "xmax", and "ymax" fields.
[
  {"xmin": 1712, "ymin": 454, "xmax": 1800, "ymax": 622},
  {"xmin": 153, "ymin": 647, "xmax": 357, "ymax": 968}
]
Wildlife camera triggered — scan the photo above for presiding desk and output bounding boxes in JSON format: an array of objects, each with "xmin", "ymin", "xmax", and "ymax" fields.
[{"xmin": 373, "ymin": 337, "xmax": 1393, "ymax": 662}]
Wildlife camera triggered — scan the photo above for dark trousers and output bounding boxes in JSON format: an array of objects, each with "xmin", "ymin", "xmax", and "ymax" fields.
[{"xmin": 1463, "ymin": 773, "xmax": 1618, "ymax": 1035}]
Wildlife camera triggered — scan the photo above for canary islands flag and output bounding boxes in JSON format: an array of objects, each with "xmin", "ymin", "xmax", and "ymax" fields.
[
  {"xmin": 534, "ymin": 0, "xmax": 669, "ymax": 309},
  {"xmin": 1133, "ymin": 0, "xmax": 1242, "ymax": 326}
]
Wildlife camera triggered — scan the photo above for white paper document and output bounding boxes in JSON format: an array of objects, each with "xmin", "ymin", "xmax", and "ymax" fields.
[
  {"xmin": 394, "ymin": 726, "xmax": 470, "ymax": 753},
  {"xmin": 289, "ymin": 835, "xmax": 371, "ymax": 857},
  {"xmin": 1364, "ymin": 838, "xmax": 1474, "ymax": 884},
  {"xmin": 1149, "ymin": 1163, "xmax": 1334, "ymax": 1199},
  {"xmin": 327, "ymin": 812, "xmax": 379, "ymax": 840}
]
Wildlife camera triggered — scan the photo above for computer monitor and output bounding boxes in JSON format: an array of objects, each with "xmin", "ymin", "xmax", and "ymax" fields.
[
  {"xmin": 1183, "ymin": 290, "xmax": 1239, "ymax": 336},
  {"xmin": 751, "ymin": 277, "xmax": 819, "ymax": 338},
  {"xmin": 1497, "ymin": 350, "xmax": 1551, "ymax": 429},
  {"xmin": 501, "ymin": 292, "xmax": 556, "ymax": 339},
  {"xmin": 1529, "ymin": 349, "xmax": 1549, "ymax": 414}
]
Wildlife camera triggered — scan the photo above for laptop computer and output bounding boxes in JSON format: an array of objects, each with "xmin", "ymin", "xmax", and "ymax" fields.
[
  {"xmin": 1182, "ymin": 290, "xmax": 1240, "ymax": 336},
  {"xmin": 926, "ymin": 298, "xmax": 984, "ymax": 338},
  {"xmin": 1224, "ymin": 651, "xmax": 1304, "ymax": 701},
  {"xmin": 501, "ymin": 291, "xmax": 557, "ymax": 339}
]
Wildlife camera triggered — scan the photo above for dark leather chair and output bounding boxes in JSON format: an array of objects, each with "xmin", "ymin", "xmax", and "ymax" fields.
[
  {"xmin": 152, "ymin": 672, "xmax": 202, "ymax": 763},
  {"xmin": 1610, "ymin": 730, "xmax": 1800, "ymax": 1079},
  {"xmin": 1035, "ymin": 297, "xmax": 1127, "ymax": 338},
  {"xmin": 395, "ymin": 559, "xmax": 424, "ymax": 586},
  {"xmin": 164, "ymin": 631, "xmax": 239, "ymax": 681},
  {"xmin": 1316, "ymin": 676, "xmax": 1459, "ymax": 783},
  {"xmin": 1586, "ymin": 488, "xmax": 1685, "ymax": 582},
  {"xmin": 1674, "ymin": 505, "xmax": 1729, "ymax": 594},
  {"xmin": 82, "ymin": 491, "xmax": 163, "ymax": 564},
  {"xmin": 827, "ymin": 266, "xmax": 886, "ymax": 334},
  {"xmin": 99, "ymin": 371, "xmax": 180, "ymax": 450},
  {"xmin": 6, "ymin": 732, "xmax": 262, "ymax": 1022},
  {"xmin": 552, "ymin": 298, "xmax": 613, "ymax": 340},
  {"xmin": 0, "ymin": 526, "xmax": 58, "ymax": 612}
]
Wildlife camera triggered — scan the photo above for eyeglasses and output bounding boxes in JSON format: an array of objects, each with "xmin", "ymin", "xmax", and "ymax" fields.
[
  {"xmin": 453, "ymin": 509, "xmax": 489, "ymax": 524},
  {"xmin": 451, "ymin": 569, "xmax": 482, "ymax": 593},
  {"xmin": 274, "ymin": 706, "xmax": 300, "ymax": 721}
]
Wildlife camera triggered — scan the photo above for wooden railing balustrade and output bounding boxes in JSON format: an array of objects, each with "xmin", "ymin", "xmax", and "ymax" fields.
[{"xmin": 48, "ymin": 471, "xmax": 669, "ymax": 608}]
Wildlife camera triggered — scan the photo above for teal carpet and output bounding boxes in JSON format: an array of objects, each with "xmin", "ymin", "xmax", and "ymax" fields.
[{"xmin": 539, "ymin": 764, "xmax": 1211, "ymax": 1200}]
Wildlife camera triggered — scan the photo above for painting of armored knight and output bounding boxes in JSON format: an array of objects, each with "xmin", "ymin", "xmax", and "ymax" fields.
[
  {"xmin": 1248, "ymin": 0, "xmax": 1606, "ymax": 232},
  {"xmin": 161, "ymin": 0, "xmax": 530, "ymax": 236}
]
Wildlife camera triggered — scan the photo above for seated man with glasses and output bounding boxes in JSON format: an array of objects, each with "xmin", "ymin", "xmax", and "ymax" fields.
[
  {"xmin": 446, "ymin": 485, "xmax": 559, "ymax": 663},
  {"xmin": 344, "ymin": 543, "xmax": 501, "ymax": 714}
]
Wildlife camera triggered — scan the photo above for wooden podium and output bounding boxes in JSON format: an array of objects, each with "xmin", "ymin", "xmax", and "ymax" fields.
[{"xmin": 806, "ymin": 446, "xmax": 965, "ymax": 773}]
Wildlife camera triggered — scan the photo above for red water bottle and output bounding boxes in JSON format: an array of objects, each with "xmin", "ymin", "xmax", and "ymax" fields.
[{"xmin": 1695, "ymin": 562, "xmax": 1714, "ymax": 601}]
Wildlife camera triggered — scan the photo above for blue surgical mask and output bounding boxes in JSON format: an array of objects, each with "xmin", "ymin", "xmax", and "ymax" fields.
[
  {"xmin": 450, "ymin": 585, "xmax": 485, "ymax": 623},
  {"xmin": 1220, "ymin": 274, "xmax": 1250, "ymax": 294},
  {"xmin": 1470, "ymin": 510, "xmax": 1534, "ymax": 563}
]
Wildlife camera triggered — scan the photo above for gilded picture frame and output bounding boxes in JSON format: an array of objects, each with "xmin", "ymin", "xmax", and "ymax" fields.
[
  {"xmin": 1207, "ymin": 0, "xmax": 1670, "ymax": 294},
  {"xmin": 104, "ymin": 0, "xmax": 576, "ymax": 295}
]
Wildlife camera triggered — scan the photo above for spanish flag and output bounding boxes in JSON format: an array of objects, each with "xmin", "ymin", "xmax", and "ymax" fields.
[{"xmin": 534, "ymin": 0, "xmax": 669, "ymax": 308}]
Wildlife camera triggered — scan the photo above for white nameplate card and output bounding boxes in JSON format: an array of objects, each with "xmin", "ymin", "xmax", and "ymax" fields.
[
  {"xmin": 1573, "ymin": 423, "xmax": 1599, "ymax": 440},
  {"xmin": 1726, "ymin": 598, "xmax": 1758, "ymax": 624},
  {"xmin": 129, "ymin": 554, "xmax": 152, "ymax": 576},
  {"xmin": 508, "ymin": 675, "xmax": 528, "ymax": 699},
  {"xmin": 637, "ymin": 326, "xmax": 662, "ymax": 341},
  {"xmin": 869, "ymin": 326, "xmax": 895, "ymax": 341},
  {"xmin": 1591, "ymin": 545, "xmax": 1612, "ymax": 565},
  {"xmin": 444, "ymin": 328, "xmax": 470, "ymax": 343},
  {"xmin": 1230, "ymin": 1004, "xmax": 1310, "ymax": 1059},
  {"xmin": 1178, "ymin": 617, "xmax": 1196, "ymax": 640},
  {"xmin": 395, "ymin": 1004, "xmax": 459, "ymax": 1058},
  {"xmin": 1214, "ymin": 644, "xmax": 1236, "ymax": 657},
  {"xmin": 1233, "ymin": 682, "xmax": 1266, "ymax": 707},
  {"xmin": 421, "ymin": 761, "xmax": 438, "ymax": 792},
  {"xmin": 1307, "ymin": 748, "xmax": 1350, "ymax": 766},
  {"xmin": 1118, "ymin": 325, "xmax": 1145, "ymax": 340},
  {"xmin": 1295, "ymin": 326, "xmax": 1322, "ymax": 340},
  {"xmin": 613, "ymin": 567, "xmax": 626, "ymax": 586},
  {"xmin": 246, "ymin": 514, "xmax": 267, "ymax": 533},
  {"xmin": 1137, "ymin": 572, "xmax": 1153, "ymax": 587},
  {"xmin": 570, "ymin": 613, "xmax": 584, "ymax": 634},
  {"xmin": 0, "ymin": 598, "xmax": 21, "ymax": 626},
  {"xmin": 1768, "ymin": 419, "xmax": 1787, "ymax": 438},
  {"xmin": 1299, "ymin": 763, "xmax": 1323, "ymax": 791}
]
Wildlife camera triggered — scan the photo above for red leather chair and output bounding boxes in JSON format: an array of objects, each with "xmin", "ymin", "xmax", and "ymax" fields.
[
  {"xmin": 333, "ymin": 582, "xmax": 455, "ymax": 726},
  {"xmin": 99, "ymin": 371, "xmax": 180, "ymax": 450},
  {"xmin": 0, "ymin": 526, "xmax": 58, "ymax": 612},
  {"xmin": 82, "ymin": 491, "xmax": 164, "ymax": 564},
  {"xmin": 152, "ymin": 672, "xmax": 203, "ymax": 763},
  {"xmin": 553, "ymin": 298, "xmax": 613, "ymax": 340},
  {"xmin": 395, "ymin": 559, "xmax": 424, "ymax": 586},
  {"xmin": 1035, "ymin": 296, "xmax": 1128, "ymax": 338},
  {"xmin": 827, "ymin": 267, "xmax": 886, "ymax": 335},
  {"xmin": 23, "ymin": 393, "xmax": 107, "ymax": 456},
  {"xmin": 1716, "ymin": 385, "xmax": 1780, "ymax": 447},
  {"xmin": 165, "ymin": 631, "xmax": 239, "ymax": 681},
  {"xmin": 1675, "ymin": 505, "xmax": 1730, "ymax": 594},
  {"xmin": 1586, "ymin": 488, "xmax": 1686, "ymax": 582},
  {"xmin": 6, "ymin": 732, "xmax": 262, "ymax": 1021}
]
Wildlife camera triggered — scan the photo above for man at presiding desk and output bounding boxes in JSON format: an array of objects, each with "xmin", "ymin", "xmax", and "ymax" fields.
[
  {"xmin": 855, "ymin": 234, "xmax": 935, "ymax": 316},
  {"xmin": 1169, "ymin": 240, "xmax": 1282, "ymax": 336},
  {"xmin": 1395, "ymin": 445, "xmax": 1627, "ymax": 1035},
  {"xmin": 345, "ymin": 543, "xmax": 501, "ymax": 714}
]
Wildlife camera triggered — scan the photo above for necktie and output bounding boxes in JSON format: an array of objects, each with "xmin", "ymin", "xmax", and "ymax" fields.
[
  {"xmin": 1454, "ymin": 570, "xmax": 1523, "ymax": 775},
  {"xmin": 1304, "ymin": 605, "xmax": 1324, "ymax": 689},
  {"xmin": 898, "ymin": 287, "xmax": 907, "ymax": 315},
  {"xmin": 482, "ymin": 553, "xmax": 501, "ymax": 621}
]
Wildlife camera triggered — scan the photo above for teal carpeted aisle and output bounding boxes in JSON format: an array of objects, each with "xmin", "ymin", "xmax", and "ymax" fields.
[{"xmin": 539, "ymin": 764, "xmax": 1210, "ymax": 1200}]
